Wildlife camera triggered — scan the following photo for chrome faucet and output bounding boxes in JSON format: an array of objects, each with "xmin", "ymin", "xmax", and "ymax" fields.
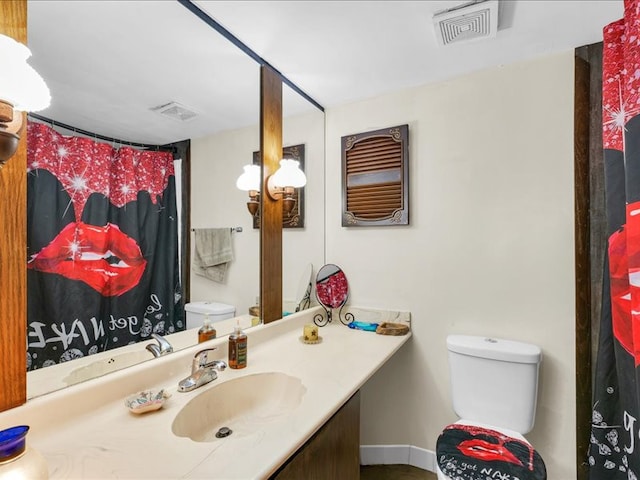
[
  {"xmin": 178, "ymin": 348, "xmax": 227, "ymax": 393},
  {"xmin": 145, "ymin": 333, "xmax": 174, "ymax": 358}
]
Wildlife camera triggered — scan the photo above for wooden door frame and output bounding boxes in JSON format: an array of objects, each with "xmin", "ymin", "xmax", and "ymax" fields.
[
  {"xmin": 0, "ymin": 0, "xmax": 28, "ymax": 412},
  {"xmin": 575, "ymin": 42, "xmax": 605, "ymax": 480}
]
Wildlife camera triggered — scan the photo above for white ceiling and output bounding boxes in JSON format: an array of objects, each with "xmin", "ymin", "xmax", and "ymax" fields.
[
  {"xmin": 196, "ymin": 0, "xmax": 623, "ymax": 107},
  {"xmin": 26, "ymin": 0, "xmax": 623, "ymax": 145}
]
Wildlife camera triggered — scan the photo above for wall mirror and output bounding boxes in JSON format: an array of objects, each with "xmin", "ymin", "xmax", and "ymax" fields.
[
  {"xmin": 282, "ymin": 82, "xmax": 326, "ymax": 315},
  {"xmin": 21, "ymin": 0, "xmax": 315, "ymax": 400},
  {"xmin": 200, "ymin": 80, "xmax": 325, "ymax": 322}
]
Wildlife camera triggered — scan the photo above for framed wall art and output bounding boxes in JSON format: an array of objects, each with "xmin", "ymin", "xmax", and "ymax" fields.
[{"xmin": 341, "ymin": 125, "xmax": 409, "ymax": 226}]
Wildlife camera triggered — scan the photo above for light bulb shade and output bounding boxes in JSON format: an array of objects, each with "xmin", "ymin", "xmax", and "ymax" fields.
[
  {"xmin": 271, "ymin": 159, "xmax": 306, "ymax": 188},
  {"xmin": 0, "ymin": 34, "xmax": 50, "ymax": 112},
  {"xmin": 236, "ymin": 164, "xmax": 261, "ymax": 192}
]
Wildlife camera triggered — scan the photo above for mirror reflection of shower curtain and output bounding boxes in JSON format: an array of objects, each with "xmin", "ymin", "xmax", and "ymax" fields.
[
  {"xmin": 589, "ymin": 1, "xmax": 640, "ymax": 476},
  {"xmin": 26, "ymin": 122, "xmax": 184, "ymax": 370},
  {"xmin": 174, "ymin": 157, "xmax": 183, "ymax": 282}
]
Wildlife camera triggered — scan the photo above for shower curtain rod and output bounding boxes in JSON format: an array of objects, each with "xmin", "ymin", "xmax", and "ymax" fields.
[{"xmin": 27, "ymin": 113, "xmax": 177, "ymax": 152}]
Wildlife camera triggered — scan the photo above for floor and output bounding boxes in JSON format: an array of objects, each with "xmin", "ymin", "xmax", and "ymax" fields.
[{"xmin": 360, "ymin": 465, "xmax": 436, "ymax": 479}]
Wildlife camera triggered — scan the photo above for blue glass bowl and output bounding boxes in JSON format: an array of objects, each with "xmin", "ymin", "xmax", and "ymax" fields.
[{"xmin": 0, "ymin": 426, "xmax": 29, "ymax": 463}]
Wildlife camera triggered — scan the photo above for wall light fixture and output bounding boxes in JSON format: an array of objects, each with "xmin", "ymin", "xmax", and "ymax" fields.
[
  {"xmin": 236, "ymin": 159, "xmax": 306, "ymax": 216},
  {"xmin": 0, "ymin": 34, "xmax": 50, "ymax": 166},
  {"xmin": 236, "ymin": 164, "xmax": 261, "ymax": 216},
  {"xmin": 266, "ymin": 159, "xmax": 306, "ymax": 215}
]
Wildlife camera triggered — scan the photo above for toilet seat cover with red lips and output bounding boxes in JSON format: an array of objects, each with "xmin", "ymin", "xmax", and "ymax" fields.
[{"xmin": 436, "ymin": 424, "xmax": 546, "ymax": 480}]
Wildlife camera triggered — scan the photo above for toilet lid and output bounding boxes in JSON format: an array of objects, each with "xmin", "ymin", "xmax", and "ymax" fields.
[{"xmin": 436, "ymin": 423, "xmax": 546, "ymax": 480}]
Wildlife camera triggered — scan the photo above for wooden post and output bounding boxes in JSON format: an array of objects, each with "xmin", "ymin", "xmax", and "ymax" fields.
[
  {"xmin": 260, "ymin": 66, "xmax": 283, "ymax": 324},
  {"xmin": 0, "ymin": 0, "xmax": 28, "ymax": 412},
  {"xmin": 574, "ymin": 51, "xmax": 593, "ymax": 480}
]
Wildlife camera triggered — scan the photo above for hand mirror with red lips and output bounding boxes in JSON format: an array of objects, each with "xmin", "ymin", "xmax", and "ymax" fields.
[{"xmin": 314, "ymin": 264, "xmax": 352, "ymax": 326}]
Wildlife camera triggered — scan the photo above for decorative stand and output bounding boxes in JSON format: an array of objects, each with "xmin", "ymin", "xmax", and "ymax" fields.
[
  {"xmin": 313, "ymin": 263, "xmax": 353, "ymax": 327},
  {"xmin": 314, "ymin": 303, "xmax": 354, "ymax": 327}
]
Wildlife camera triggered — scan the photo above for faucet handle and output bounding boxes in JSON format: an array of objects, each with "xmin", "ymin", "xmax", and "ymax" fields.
[
  {"xmin": 151, "ymin": 333, "xmax": 173, "ymax": 355},
  {"xmin": 146, "ymin": 333, "xmax": 173, "ymax": 358},
  {"xmin": 193, "ymin": 348, "xmax": 217, "ymax": 370},
  {"xmin": 146, "ymin": 343, "xmax": 161, "ymax": 357}
]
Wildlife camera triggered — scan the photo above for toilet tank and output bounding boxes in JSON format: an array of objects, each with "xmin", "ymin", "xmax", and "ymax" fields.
[
  {"xmin": 447, "ymin": 335, "xmax": 542, "ymax": 434},
  {"xmin": 184, "ymin": 302, "xmax": 235, "ymax": 330}
]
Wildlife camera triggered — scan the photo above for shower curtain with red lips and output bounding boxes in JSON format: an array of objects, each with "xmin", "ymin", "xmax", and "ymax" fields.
[
  {"xmin": 589, "ymin": 0, "xmax": 640, "ymax": 477},
  {"xmin": 25, "ymin": 122, "xmax": 184, "ymax": 370}
]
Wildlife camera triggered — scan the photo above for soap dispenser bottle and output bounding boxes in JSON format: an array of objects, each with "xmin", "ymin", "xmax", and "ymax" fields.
[
  {"xmin": 198, "ymin": 314, "xmax": 216, "ymax": 343},
  {"xmin": 228, "ymin": 321, "xmax": 247, "ymax": 369}
]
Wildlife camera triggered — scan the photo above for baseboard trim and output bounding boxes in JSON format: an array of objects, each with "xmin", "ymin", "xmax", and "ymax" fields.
[{"xmin": 360, "ymin": 444, "xmax": 436, "ymax": 473}]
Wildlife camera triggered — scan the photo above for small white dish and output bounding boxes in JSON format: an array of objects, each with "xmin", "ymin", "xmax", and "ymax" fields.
[{"xmin": 125, "ymin": 389, "xmax": 170, "ymax": 414}]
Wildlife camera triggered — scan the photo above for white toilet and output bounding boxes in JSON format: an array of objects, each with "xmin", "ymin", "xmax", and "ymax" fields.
[
  {"xmin": 184, "ymin": 301, "xmax": 235, "ymax": 330},
  {"xmin": 436, "ymin": 335, "xmax": 546, "ymax": 480}
]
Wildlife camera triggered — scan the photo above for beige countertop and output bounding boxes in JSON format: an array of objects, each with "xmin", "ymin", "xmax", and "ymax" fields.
[
  {"xmin": 27, "ymin": 314, "xmax": 259, "ymax": 399},
  {"xmin": 1, "ymin": 306, "xmax": 411, "ymax": 479}
]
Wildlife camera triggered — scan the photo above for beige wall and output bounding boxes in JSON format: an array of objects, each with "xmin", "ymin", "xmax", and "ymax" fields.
[
  {"xmin": 191, "ymin": 104, "xmax": 325, "ymax": 316},
  {"xmin": 191, "ymin": 125, "xmax": 261, "ymax": 315},
  {"xmin": 282, "ymin": 106, "xmax": 326, "ymax": 307},
  {"xmin": 325, "ymin": 51, "xmax": 576, "ymax": 478}
]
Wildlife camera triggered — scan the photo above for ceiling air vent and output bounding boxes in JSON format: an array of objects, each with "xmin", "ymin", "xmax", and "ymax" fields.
[
  {"xmin": 433, "ymin": 0, "xmax": 499, "ymax": 46},
  {"xmin": 150, "ymin": 101, "xmax": 198, "ymax": 122}
]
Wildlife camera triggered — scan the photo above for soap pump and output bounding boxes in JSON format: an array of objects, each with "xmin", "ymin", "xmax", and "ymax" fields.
[
  {"xmin": 228, "ymin": 320, "xmax": 247, "ymax": 369},
  {"xmin": 198, "ymin": 313, "xmax": 216, "ymax": 343}
]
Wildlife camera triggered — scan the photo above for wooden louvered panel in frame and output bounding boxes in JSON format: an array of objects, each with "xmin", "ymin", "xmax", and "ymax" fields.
[{"xmin": 341, "ymin": 125, "xmax": 409, "ymax": 226}]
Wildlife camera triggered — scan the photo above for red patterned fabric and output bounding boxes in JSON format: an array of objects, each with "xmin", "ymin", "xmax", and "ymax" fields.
[
  {"xmin": 316, "ymin": 269, "xmax": 349, "ymax": 308},
  {"xmin": 590, "ymin": 0, "xmax": 640, "ymax": 476},
  {"xmin": 436, "ymin": 424, "xmax": 546, "ymax": 480},
  {"xmin": 26, "ymin": 122, "xmax": 183, "ymax": 370},
  {"xmin": 28, "ymin": 122, "xmax": 174, "ymax": 223}
]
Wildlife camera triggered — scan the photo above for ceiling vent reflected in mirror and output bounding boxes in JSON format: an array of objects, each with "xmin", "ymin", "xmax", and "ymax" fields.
[
  {"xmin": 150, "ymin": 101, "xmax": 198, "ymax": 122},
  {"xmin": 433, "ymin": 0, "xmax": 499, "ymax": 46}
]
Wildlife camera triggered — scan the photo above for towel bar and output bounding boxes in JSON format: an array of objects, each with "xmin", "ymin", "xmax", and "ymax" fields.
[{"xmin": 191, "ymin": 227, "xmax": 242, "ymax": 233}]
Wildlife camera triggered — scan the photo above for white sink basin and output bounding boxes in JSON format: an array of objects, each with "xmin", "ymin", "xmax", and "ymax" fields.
[{"xmin": 172, "ymin": 372, "xmax": 306, "ymax": 442}]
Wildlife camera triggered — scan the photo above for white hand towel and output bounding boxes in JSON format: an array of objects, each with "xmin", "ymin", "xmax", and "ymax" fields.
[{"xmin": 193, "ymin": 228, "xmax": 234, "ymax": 283}]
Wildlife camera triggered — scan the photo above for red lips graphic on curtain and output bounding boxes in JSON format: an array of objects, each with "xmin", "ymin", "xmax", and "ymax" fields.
[
  {"xmin": 27, "ymin": 221, "xmax": 146, "ymax": 296},
  {"xmin": 608, "ymin": 202, "xmax": 640, "ymax": 365},
  {"xmin": 26, "ymin": 122, "xmax": 175, "ymax": 297}
]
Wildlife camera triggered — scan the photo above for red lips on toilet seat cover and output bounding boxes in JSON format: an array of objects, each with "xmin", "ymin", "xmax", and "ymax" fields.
[{"xmin": 436, "ymin": 424, "xmax": 546, "ymax": 480}]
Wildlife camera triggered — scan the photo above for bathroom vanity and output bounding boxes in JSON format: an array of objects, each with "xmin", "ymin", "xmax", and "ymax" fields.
[
  {"xmin": 0, "ymin": 306, "xmax": 410, "ymax": 479},
  {"xmin": 271, "ymin": 391, "xmax": 361, "ymax": 479}
]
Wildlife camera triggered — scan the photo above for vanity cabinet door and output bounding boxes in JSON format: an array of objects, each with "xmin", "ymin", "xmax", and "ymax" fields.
[{"xmin": 271, "ymin": 391, "xmax": 360, "ymax": 479}]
